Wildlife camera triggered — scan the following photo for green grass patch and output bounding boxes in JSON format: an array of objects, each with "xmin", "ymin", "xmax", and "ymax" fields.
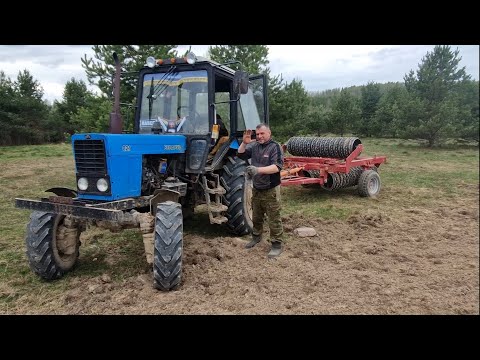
[{"xmin": 0, "ymin": 143, "xmax": 72, "ymax": 161}]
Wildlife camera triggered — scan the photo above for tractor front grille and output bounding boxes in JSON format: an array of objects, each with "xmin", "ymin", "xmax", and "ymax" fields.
[{"xmin": 74, "ymin": 140, "xmax": 107, "ymax": 175}]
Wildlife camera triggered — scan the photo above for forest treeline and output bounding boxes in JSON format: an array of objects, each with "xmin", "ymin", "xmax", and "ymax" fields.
[{"xmin": 0, "ymin": 45, "xmax": 478, "ymax": 147}]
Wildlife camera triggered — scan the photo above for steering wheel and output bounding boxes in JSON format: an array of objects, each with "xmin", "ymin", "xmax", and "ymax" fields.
[{"xmin": 177, "ymin": 106, "xmax": 201, "ymax": 119}]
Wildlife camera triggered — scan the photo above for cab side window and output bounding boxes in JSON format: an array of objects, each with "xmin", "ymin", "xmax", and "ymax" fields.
[{"xmin": 214, "ymin": 91, "xmax": 231, "ymax": 134}]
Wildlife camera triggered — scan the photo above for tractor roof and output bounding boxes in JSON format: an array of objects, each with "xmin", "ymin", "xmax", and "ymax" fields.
[{"xmin": 144, "ymin": 54, "xmax": 237, "ymax": 75}]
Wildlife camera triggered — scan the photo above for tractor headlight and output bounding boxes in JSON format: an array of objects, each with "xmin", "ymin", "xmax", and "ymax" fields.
[
  {"xmin": 146, "ymin": 56, "xmax": 157, "ymax": 68},
  {"xmin": 186, "ymin": 52, "xmax": 197, "ymax": 65},
  {"xmin": 77, "ymin": 177, "xmax": 88, "ymax": 191},
  {"xmin": 96, "ymin": 178, "xmax": 109, "ymax": 192},
  {"xmin": 188, "ymin": 139, "xmax": 207, "ymax": 170}
]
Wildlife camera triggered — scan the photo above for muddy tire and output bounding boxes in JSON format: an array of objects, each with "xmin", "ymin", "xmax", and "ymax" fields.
[
  {"xmin": 153, "ymin": 201, "xmax": 183, "ymax": 291},
  {"xmin": 220, "ymin": 156, "xmax": 253, "ymax": 236},
  {"xmin": 358, "ymin": 170, "xmax": 381, "ymax": 197},
  {"xmin": 25, "ymin": 211, "xmax": 80, "ymax": 280}
]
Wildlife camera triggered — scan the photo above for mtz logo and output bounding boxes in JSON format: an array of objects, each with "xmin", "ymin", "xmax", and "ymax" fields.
[
  {"xmin": 122, "ymin": 145, "xmax": 131, "ymax": 152},
  {"xmin": 164, "ymin": 145, "xmax": 182, "ymax": 151}
]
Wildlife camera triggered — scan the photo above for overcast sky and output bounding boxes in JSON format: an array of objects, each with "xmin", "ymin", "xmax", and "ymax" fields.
[{"xmin": 0, "ymin": 45, "xmax": 478, "ymax": 103}]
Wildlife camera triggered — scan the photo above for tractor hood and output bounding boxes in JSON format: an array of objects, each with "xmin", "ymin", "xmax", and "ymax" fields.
[
  {"xmin": 71, "ymin": 133, "xmax": 187, "ymax": 201},
  {"xmin": 71, "ymin": 133, "xmax": 186, "ymax": 156}
]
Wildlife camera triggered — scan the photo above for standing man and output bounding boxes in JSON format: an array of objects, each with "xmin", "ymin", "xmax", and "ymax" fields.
[{"xmin": 237, "ymin": 124, "xmax": 284, "ymax": 258}]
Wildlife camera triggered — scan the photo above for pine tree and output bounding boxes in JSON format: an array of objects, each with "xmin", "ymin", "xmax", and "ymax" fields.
[
  {"xmin": 207, "ymin": 45, "xmax": 269, "ymax": 74},
  {"xmin": 402, "ymin": 45, "xmax": 471, "ymax": 146},
  {"xmin": 327, "ymin": 89, "xmax": 361, "ymax": 136},
  {"xmin": 52, "ymin": 78, "xmax": 92, "ymax": 136},
  {"xmin": 358, "ymin": 82, "xmax": 381, "ymax": 137},
  {"xmin": 81, "ymin": 45, "xmax": 178, "ymax": 106}
]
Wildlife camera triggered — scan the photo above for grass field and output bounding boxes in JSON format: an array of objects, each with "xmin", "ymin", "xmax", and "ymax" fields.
[{"xmin": 0, "ymin": 138, "xmax": 478, "ymax": 314}]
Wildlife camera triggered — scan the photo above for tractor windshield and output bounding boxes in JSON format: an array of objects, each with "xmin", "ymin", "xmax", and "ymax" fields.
[{"xmin": 139, "ymin": 70, "xmax": 209, "ymax": 134}]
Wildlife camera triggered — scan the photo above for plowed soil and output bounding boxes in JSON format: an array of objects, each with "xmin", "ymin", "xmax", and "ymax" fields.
[{"xmin": 53, "ymin": 184, "xmax": 479, "ymax": 315}]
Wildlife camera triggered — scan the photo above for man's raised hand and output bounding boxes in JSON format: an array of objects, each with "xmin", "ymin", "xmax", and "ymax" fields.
[{"xmin": 243, "ymin": 129, "xmax": 256, "ymax": 145}]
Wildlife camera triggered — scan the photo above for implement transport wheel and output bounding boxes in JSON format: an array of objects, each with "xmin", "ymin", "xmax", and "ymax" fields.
[
  {"xmin": 220, "ymin": 156, "xmax": 253, "ymax": 235},
  {"xmin": 153, "ymin": 201, "xmax": 183, "ymax": 291},
  {"xmin": 25, "ymin": 211, "xmax": 80, "ymax": 280},
  {"xmin": 358, "ymin": 170, "xmax": 381, "ymax": 197}
]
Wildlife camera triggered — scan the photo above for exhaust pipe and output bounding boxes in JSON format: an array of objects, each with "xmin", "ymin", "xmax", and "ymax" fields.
[{"xmin": 109, "ymin": 52, "xmax": 123, "ymax": 134}]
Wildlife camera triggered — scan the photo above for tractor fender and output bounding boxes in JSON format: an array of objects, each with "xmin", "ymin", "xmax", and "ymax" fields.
[
  {"xmin": 150, "ymin": 189, "xmax": 180, "ymax": 215},
  {"xmin": 45, "ymin": 187, "xmax": 78, "ymax": 198}
]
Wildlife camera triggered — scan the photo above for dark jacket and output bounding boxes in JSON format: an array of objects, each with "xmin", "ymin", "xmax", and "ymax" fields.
[{"xmin": 238, "ymin": 138, "xmax": 283, "ymax": 190}]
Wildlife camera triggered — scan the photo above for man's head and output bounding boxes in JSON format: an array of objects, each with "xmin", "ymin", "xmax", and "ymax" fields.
[{"xmin": 255, "ymin": 123, "xmax": 271, "ymax": 144}]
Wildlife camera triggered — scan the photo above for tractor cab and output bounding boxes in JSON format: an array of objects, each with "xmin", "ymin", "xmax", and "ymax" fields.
[{"xmin": 134, "ymin": 52, "xmax": 269, "ymax": 148}]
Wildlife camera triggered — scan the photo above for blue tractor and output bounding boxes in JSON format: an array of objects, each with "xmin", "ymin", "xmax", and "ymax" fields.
[{"xmin": 15, "ymin": 52, "xmax": 268, "ymax": 291}]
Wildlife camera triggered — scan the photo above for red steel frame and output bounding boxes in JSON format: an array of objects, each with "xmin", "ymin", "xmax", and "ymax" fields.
[{"xmin": 280, "ymin": 144, "xmax": 387, "ymax": 187}]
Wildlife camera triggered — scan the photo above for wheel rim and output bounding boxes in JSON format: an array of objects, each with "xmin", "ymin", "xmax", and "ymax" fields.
[
  {"xmin": 52, "ymin": 215, "xmax": 78, "ymax": 267},
  {"xmin": 368, "ymin": 177, "xmax": 380, "ymax": 195}
]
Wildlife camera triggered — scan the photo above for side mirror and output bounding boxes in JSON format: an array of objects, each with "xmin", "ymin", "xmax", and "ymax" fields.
[{"xmin": 233, "ymin": 70, "xmax": 249, "ymax": 96}]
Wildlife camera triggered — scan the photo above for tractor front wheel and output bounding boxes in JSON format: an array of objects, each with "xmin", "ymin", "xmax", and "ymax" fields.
[
  {"xmin": 153, "ymin": 201, "xmax": 183, "ymax": 291},
  {"xmin": 25, "ymin": 211, "xmax": 81, "ymax": 280}
]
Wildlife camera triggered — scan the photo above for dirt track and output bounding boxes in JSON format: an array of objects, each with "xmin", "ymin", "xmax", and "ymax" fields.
[{"xmin": 48, "ymin": 183, "xmax": 479, "ymax": 315}]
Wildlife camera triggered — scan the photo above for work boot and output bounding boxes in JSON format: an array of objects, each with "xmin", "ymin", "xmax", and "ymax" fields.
[
  {"xmin": 267, "ymin": 240, "xmax": 283, "ymax": 258},
  {"xmin": 245, "ymin": 234, "xmax": 262, "ymax": 249}
]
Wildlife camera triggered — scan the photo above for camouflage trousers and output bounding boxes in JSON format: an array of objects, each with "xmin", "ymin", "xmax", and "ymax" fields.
[{"xmin": 252, "ymin": 185, "xmax": 284, "ymax": 243}]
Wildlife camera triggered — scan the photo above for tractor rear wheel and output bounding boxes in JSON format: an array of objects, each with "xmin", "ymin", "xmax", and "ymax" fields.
[
  {"xmin": 358, "ymin": 169, "xmax": 381, "ymax": 197},
  {"xmin": 25, "ymin": 211, "xmax": 80, "ymax": 280},
  {"xmin": 220, "ymin": 156, "xmax": 253, "ymax": 236},
  {"xmin": 153, "ymin": 201, "xmax": 183, "ymax": 291}
]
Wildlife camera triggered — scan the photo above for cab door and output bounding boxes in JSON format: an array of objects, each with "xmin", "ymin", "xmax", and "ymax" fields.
[
  {"xmin": 248, "ymin": 74, "xmax": 269, "ymax": 124},
  {"xmin": 237, "ymin": 74, "xmax": 269, "ymax": 132}
]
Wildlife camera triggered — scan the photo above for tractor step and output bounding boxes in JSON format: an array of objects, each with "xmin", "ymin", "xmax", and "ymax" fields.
[
  {"xmin": 208, "ymin": 204, "xmax": 228, "ymax": 213},
  {"xmin": 202, "ymin": 174, "xmax": 228, "ymax": 225},
  {"xmin": 205, "ymin": 187, "xmax": 226, "ymax": 195},
  {"xmin": 210, "ymin": 216, "xmax": 228, "ymax": 224}
]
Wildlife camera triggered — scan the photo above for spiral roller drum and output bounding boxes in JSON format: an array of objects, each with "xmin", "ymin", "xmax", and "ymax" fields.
[
  {"xmin": 286, "ymin": 136, "xmax": 362, "ymax": 158},
  {"xmin": 321, "ymin": 166, "xmax": 364, "ymax": 190}
]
